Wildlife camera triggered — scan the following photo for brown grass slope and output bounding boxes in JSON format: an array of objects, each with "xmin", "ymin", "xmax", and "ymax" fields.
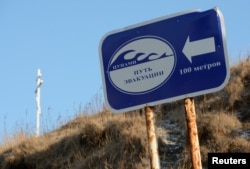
[
  {"xmin": 1, "ymin": 58, "xmax": 250, "ymax": 169},
  {"xmin": 0, "ymin": 111, "xmax": 149, "ymax": 169}
]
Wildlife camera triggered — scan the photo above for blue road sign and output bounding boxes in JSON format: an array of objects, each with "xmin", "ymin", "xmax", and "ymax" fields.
[{"xmin": 99, "ymin": 8, "xmax": 229, "ymax": 113}]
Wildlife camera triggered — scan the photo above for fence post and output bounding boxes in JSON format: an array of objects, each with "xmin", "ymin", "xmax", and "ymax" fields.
[
  {"xmin": 145, "ymin": 106, "xmax": 160, "ymax": 169},
  {"xmin": 184, "ymin": 98, "xmax": 202, "ymax": 169},
  {"xmin": 35, "ymin": 69, "xmax": 43, "ymax": 137}
]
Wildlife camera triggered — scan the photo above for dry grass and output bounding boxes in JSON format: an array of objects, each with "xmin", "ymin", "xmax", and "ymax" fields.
[
  {"xmin": 1, "ymin": 57, "xmax": 250, "ymax": 169},
  {"xmin": 0, "ymin": 132, "xmax": 30, "ymax": 154},
  {"xmin": 0, "ymin": 111, "xmax": 149, "ymax": 169}
]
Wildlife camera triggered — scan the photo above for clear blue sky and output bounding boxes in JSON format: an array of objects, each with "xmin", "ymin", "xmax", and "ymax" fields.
[{"xmin": 0, "ymin": 0, "xmax": 249, "ymax": 143}]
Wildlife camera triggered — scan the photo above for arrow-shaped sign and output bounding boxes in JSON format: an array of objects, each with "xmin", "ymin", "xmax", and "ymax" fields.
[{"xmin": 182, "ymin": 36, "xmax": 216, "ymax": 63}]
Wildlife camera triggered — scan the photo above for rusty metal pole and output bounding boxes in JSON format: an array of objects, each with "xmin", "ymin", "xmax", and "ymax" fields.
[
  {"xmin": 184, "ymin": 98, "xmax": 202, "ymax": 169},
  {"xmin": 145, "ymin": 106, "xmax": 160, "ymax": 169}
]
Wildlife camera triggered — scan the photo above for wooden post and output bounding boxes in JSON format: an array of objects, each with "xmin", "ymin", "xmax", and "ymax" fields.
[
  {"xmin": 184, "ymin": 98, "xmax": 202, "ymax": 169},
  {"xmin": 35, "ymin": 69, "xmax": 43, "ymax": 137},
  {"xmin": 145, "ymin": 106, "xmax": 160, "ymax": 169}
]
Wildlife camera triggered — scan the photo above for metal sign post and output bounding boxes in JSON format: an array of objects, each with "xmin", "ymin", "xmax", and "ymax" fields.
[
  {"xmin": 184, "ymin": 98, "xmax": 202, "ymax": 169},
  {"xmin": 35, "ymin": 69, "xmax": 43, "ymax": 137},
  {"xmin": 145, "ymin": 106, "xmax": 160, "ymax": 169},
  {"xmin": 99, "ymin": 7, "xmax": 229, "ymax": 169}
]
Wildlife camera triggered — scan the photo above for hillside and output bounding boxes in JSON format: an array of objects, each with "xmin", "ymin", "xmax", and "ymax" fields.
[{"xmin": 0, "ymin": 58, "xmax": 250, "ymax": 169}]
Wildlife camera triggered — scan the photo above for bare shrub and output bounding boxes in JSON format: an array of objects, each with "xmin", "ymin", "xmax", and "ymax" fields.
[
  {"xmin": 198, "ymin": 112, "xmax": 241, "ymax": 146},
  {"xmin": 227, "ymin": 137, "xmax": 250, "ymax": 152},
  {"xmin": 225, "ymin": 59, "xmax": 250, "ymax": 106}
]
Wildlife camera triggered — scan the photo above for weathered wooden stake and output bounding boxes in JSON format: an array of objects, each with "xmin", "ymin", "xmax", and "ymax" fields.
[
  {"xmin": 35, "ymin": 69, "xmax": 43, "ymax": 137},
  {"xmin": 145, "ymin": 106, "xmax": 160, "ymax": 169},
  {"xmin": 184, "ymin": 98, "xmax": 202, "ymax": 169}
]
